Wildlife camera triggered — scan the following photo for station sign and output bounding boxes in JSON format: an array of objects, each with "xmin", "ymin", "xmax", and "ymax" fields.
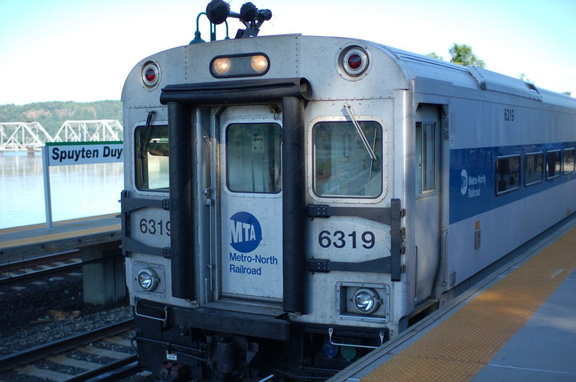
[
  {"xmin": 45, "ymin": 141, "xmax": 123, "ymax": 167},
  {"xmin": 41, "ymin": 141, "xmax": 124, "ymax": 230}
]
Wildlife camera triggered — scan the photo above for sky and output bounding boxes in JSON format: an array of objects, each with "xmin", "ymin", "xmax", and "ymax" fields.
[{"xmin": 0, "ymin": 0, "xmax": 574, "ymax": 105}]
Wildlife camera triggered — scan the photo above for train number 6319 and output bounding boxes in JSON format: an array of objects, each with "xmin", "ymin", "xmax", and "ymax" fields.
[
  {"xmin": 318, "ymin": 230, "xmax": 375, "ymax": 249},
  {"xmin": 139, "ymin": 218, "xmax": 171, "ymax": 237},
  {"xmin": 504, "ymin": 108, "xmax": 515, "ymax": 122}
]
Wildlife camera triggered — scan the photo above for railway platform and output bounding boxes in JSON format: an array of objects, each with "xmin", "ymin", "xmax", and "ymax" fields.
[
  {"xmin": 0, "ymin": 214, "xmax": 123, "ymax": 305},
  {"xmin": 330, "ymin": 215, "xmax": 576, "ymax": 382},
  {"xmin": 0, "ymin": 214, "xmax": 121, "ymax": 261}
]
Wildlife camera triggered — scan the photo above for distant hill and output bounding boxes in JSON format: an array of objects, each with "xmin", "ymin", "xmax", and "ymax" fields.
[{"xmin": 0, "ymin": 100, "xmax": 122, "ymax": 136}]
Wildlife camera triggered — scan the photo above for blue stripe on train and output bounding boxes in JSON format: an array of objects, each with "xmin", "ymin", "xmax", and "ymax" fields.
[{"xmin": 449, "ymin": 143, "xmax": 576, "ymax": 224}]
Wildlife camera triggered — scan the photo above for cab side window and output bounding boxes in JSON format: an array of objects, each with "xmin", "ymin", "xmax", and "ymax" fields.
[
  {"xmin": 135, "ymin": 125, "xmax": 169, "ymax": 191},
  {"xmin": 313, "ymin": 121, "xmax": 382, "ymax": 198}
]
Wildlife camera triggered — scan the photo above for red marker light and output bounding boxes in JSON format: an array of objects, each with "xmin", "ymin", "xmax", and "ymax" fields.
[
  {"xmin": 141, "ymin": 61, "xmax": 160, "ymax": 88},
  {"xmin": 340, "ymin": 46, "xmax": 369, "ymax": 78},
  {"xmin": 144, "ymin": 68, "xmax": 156, "ymax": 83},
  {"xmin": 347, "ymin": 54, "xmax": 363, "ymax": 70}
]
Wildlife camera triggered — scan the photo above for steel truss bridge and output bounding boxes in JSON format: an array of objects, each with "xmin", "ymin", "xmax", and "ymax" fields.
[{"xmin": 0, "ymin": 120, "xmax": 123, "ymax": 151}]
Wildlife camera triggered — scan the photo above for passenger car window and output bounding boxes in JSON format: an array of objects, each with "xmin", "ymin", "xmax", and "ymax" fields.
[
  {"xmin": 226, "ymin": 123, "xmax": 282, "ymax": 193},
  {"xmin": 496, "ymin": 155, "xmax": 520, "ymax": 195},
  {"xmin": 313, "ymin": 121, "xmax": 382, "ymax": 197},
  {"xmin": 524, "ymin": 152, "xmax": 543, "ymax": 187},
  {"xmin": 546, "ymin": 150, "xmax": 561, "ymax": 179},
  {"xmin": 563, "ymin": 148, "xmax": 575, "ymax": 174},
  {"xmin": 135, "ymin": 125, "xmax": 169, "ymax": 191}
]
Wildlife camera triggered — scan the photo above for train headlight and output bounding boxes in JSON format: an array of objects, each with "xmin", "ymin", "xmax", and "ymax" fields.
[
  {"xmin": 210, "ymin": 54, "xmax": 270, "ymax": 78},
  {"xmin": 251, "ymin": 55, "xmax": 269, "ymax": 73},
  {"xmin": 137, "ymin": 268, "xmax": 160, "ymax": 291},
  {"xmin": 212, "ymin": 57, "xmax": 232, "ymax": 76},
  {"xmin": 353, "ymin": 288, "xmax": 380, "ymax": 314},
  {"xmin": 338, "ymin": 283, "xmax": 389, "ymax": 322}
]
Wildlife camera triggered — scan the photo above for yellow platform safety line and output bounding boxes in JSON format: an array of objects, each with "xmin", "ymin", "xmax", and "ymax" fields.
[
  {"xmin": 0, "ymin": 214, "xmax": 118, "ymax": 235},
  {"xmin": 0, "ymin": 224, "xmax": 121, "ymax": 249},
  {"xmin": 363, "ymin": 227, "xmax": 576, "ymax": 382}
]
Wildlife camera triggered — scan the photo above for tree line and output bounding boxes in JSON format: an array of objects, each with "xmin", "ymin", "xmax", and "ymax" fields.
[
  {"xmin": 426, "ymin": 43, "xmax": 486, "ymax": 68},
  {"xmin": 427, "ymin": 43, "xmax": 570, "ymax": 96},
  {"xmin": 0, "ymin": 100, "xmax": 122, "ymax": 136}
]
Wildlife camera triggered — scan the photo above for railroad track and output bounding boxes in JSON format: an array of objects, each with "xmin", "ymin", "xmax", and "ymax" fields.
[
  {"xmin": 0, "ymin": 319, "xmax": 138, "ymax": 381},
  {"xmin": 0, "ymin": 250, "xmax": 82, "ymax": 286}
]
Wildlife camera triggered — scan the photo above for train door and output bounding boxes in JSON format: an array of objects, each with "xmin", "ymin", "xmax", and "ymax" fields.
[
  {"xmin": 217, "ymin": 106, "xmax": 284, "ymax": 300},
  {"xmin": 414, "ymin": 105, "xmax": 442, "ymax": 303}
]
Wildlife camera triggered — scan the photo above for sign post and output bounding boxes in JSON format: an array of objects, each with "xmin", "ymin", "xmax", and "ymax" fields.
[{"xmin": 42, "ymin": 141, "xmax": 124, "ymax": 230}]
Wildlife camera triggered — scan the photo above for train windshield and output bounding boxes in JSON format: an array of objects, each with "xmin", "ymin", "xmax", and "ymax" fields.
[
  {"xmin": 313, "ymin": 121, "xmax": 382, "ymax": 197},
  {"xmin": 135, "ymin": 124, "xmax": 169, "ymax": 191}
]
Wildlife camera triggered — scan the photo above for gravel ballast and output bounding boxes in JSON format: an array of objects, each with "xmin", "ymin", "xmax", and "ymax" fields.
[{"xmin": 0, "ymin": 273, "xmax": 158, "ymax": 381}]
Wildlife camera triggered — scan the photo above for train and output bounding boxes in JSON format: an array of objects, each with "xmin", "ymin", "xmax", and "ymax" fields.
[{"xmin": 120, "ymin": 1, "xmax": 576, "ymax": 380}]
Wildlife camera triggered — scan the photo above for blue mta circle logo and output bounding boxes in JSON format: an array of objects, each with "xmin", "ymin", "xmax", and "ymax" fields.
[
  {"xmin": 460, "ymin": 169, "xmax": 468, "ymax": 196},
  {"xmin": 230, "ymin": 212, "xmax": 262, "ymax": 253}
]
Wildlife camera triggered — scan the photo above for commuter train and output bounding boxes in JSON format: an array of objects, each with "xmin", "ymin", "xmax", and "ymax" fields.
[{"xmin": 121, "ymin": 1, "xmax": 576, "ymax": 380}]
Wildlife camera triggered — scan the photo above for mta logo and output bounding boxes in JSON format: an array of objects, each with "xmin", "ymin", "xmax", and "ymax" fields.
[
  {"xmin": 230, "ymin": 211, "xmax": 262, "ymax": 253},
  {"xmin": 460, "ymin": 169, "xmax": 468, "ymax": 196}
]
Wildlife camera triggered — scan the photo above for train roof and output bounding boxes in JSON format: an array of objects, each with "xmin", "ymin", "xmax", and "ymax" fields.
[
  {"xmin": 377, "ymin": 43, "xmax": 576, "ymax": 109},
  {"xmin": 122, "ymin": 32, "xmax": 575, "ymax": 111}
]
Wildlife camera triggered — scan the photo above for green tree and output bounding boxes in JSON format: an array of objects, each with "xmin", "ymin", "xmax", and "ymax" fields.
[
  {"xmin": 426, "ymin": 52, "xmax": 444, "ymax": 60},
  {"xmin": 519, "ymin": 73, "xmax": 534, "ymax": 84},
  {"xmin": 449, "ymin": 43, "xmax": 486, "ymax": 68}
]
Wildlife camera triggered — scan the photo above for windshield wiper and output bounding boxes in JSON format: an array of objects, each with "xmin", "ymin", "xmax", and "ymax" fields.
[
  {"xmin": 139, "ymin": 110, "xmax": 157, "ymax": 159},
  {"xmin": 343, "ymin": 104, "xmax": 377, "ymax": 161}
]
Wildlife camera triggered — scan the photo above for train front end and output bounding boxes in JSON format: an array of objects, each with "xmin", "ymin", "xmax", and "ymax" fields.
[{"xmin": 121, "ymin": 2, "xmax": 413, "ymax": 380}]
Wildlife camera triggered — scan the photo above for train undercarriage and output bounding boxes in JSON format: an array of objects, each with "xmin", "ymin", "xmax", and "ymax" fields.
[{"xmin": 134, "ymin": 300, "xmax": 386, "ymax": 381}]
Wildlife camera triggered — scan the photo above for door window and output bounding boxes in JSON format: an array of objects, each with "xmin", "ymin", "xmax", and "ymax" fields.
[
  {"xmin": 416, "ymin": 122, "xmax": 436, "ymax": 194},
  {"xmin": 226, "ymin": 123, "xmax": 282, "ymax": 193}
]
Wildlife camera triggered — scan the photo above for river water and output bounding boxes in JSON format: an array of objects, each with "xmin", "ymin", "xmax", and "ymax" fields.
[{"xmin": 0, "ymin": 151, "xmax": 123, "ymax": 230}]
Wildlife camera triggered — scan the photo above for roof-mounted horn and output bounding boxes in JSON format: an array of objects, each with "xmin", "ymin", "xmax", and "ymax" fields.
[{"xmin": 206, "ymin": 0, "xmax": 272, "ymax": 38}]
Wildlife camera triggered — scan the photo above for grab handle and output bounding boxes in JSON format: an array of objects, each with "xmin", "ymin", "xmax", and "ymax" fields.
[
  {"xmin": 328, "ymin": 327, "xmax": 384, "ymax": 349},
  {"xmin": 135, "ymin": 302, "xmax": 169, "ymax": 328}
]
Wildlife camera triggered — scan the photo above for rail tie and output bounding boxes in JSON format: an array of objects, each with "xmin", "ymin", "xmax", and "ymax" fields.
[{"xmin": 0, "ymin": 319, "xmax": 135, "ymax": 379}]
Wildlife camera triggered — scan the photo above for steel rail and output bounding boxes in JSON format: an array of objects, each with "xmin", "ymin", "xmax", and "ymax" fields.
[
  {"xmin": 0, "ymin": 250, "xmax": 122, "ymax": 286},
  {"xmin": 0, "ymin": 250, "xmax": 81, "ymax": 285},
  {"xmin": 0, "ymin": 319, "xmax": 134, "ymax": 374}
]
